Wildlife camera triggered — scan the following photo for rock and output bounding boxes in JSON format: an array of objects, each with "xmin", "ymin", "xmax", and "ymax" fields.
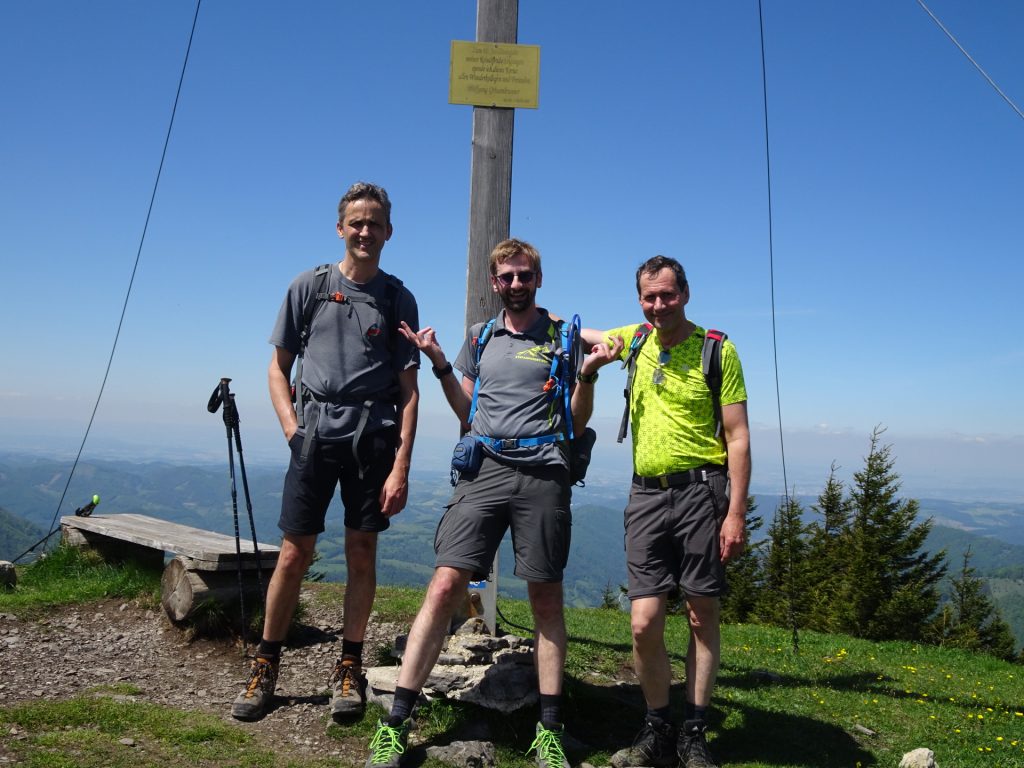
[
  {"xmin": 0, "ymin": 561, "xmax": 15, "ymax": 589},
  {"xmin": 119, "ymin": 737, "xmax": 135, "ymax": 746},
  {"xmin": 425, "ymin": 739, "xmax": 496, "ymax": 767},
  {"xmin": 900, "ymin": 748, "xmax": 937, "ymax": 768}
]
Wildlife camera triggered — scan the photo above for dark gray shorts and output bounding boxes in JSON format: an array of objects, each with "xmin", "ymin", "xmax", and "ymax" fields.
[
  {"xmin": 623, "ymin": 472, "xmax": 730, "ymax": 599},
  {"xmin": 435, "ymin": 455, "xmax": 571, "ymax": 583},
  {"xmin": 278, "ymin": 426, "xmax": 397, "ymax": 536}
]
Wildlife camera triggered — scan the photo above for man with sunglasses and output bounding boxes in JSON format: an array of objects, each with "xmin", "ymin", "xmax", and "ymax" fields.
[
  {"xmin": 584, "ymin": 256, "xmax": 750, "ymax": 768},
  {"xmin": 363, "ymin": 238, "xmax": 622, "ymax": 768},
  {"xmin": 231, "ymin": 182, "xmax": 420, "ymax": 725}
]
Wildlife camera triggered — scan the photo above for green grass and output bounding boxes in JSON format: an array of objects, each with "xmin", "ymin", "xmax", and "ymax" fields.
[
  {"xmin": 3, "ymin": 573, "xmax": 1022, "ymax": 767},
  {"xmin": 0, "ymin": 545, "xmax": 161, "ymax": 615},
  {"xmin": 0, "ymin": 691, "xmax": 345, "ymax": 768}
]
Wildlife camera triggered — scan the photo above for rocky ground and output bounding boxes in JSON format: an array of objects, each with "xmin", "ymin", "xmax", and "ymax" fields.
[{"xmin": 0, "ymin": 590, "xmax": 405, "ymax": 766}]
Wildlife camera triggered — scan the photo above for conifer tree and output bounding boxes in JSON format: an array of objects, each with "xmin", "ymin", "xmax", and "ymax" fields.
[
  {"xmin": 757, "ymin": 494, "xmax": 811, "ymax": 633},
  {"xmin": 721, "ymin": 497, "xmax": 765, "ymax": 624},
  {"xmin": 929, "ymin": 548, "xmax": 1019, "ymax": 661},
  {"xmin": 836, "ymin": 427, "xmax": 947, "ymax": 641},
  {"xmin": 805, "ymin": 464, "xmax": 851, "ymax": 633}
]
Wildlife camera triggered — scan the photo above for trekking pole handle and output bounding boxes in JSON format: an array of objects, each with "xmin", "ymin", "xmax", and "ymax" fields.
[{"xmin": 207, "ymin": 377, "xmax": 232, "ymax": 413}]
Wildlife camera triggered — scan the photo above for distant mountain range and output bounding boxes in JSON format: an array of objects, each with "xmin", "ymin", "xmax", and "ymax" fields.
[{"xmin": 2, "ymin": 452, "xmax": 1021, "ymax": 649}]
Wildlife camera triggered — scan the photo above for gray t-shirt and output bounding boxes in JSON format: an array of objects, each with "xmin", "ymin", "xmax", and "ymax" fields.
[
  {"xmin": 270, "ymin": 264, "xmax": 419, "ymax": 442},
  {"xmin": 454, "ymin": 309, "xmax": 576, "ymax": 468}
]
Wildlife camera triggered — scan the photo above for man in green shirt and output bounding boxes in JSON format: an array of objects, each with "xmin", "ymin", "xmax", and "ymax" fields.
[{"xmin": 585, "ymin": 256, "xmax": 751, "ymax": 768}]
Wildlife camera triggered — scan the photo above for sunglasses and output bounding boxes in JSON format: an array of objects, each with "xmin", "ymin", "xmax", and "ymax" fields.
[
  {"xmin": 652, "ymin": 349, "xmax": 671, "ymax": 386},
  {"xmin": 494, "ymin": 270, "xmax": 537, "ymax": 286}
]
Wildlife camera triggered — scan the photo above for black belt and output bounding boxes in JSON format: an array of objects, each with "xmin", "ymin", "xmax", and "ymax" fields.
[{"xmin": 632, "ymin": 465, "xmax": 725, "ymax": 490}]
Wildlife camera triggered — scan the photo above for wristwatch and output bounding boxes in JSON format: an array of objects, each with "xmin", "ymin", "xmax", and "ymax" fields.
[
  {"xmin": 577, "ymin": 371, "xmax": 599, "ymax": 384},
  {"xmin": 432, "ymin": 362, "xmax": 454, "ymax": 380}
]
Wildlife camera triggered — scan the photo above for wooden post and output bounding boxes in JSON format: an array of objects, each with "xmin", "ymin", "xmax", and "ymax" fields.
[{"xmin": 465, "ymin": 0, "xmax": 519, "ymax": 635}]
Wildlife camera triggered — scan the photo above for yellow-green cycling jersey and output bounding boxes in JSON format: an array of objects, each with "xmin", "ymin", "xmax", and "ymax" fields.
[{"xmin": 606, "ymin": 324, "xmax": 747, "ymax": 477}]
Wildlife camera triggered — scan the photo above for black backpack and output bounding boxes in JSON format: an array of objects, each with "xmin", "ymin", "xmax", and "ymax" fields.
[{"xmin": 291, "ymin": 262, "xmax": 404, "ymax": 428}]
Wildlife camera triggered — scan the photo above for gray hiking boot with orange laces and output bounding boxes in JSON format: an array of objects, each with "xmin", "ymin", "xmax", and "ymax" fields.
[
  {"xmin": 330, "ymin": 655, "xmax": 367, "ymax": 720},
  {"xmin": 231, "ymin": 656, "xmax": 279, "ymax": 721}
]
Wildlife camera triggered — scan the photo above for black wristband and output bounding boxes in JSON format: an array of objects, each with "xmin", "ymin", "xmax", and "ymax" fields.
[
  {"xmin": 577, "ymin": 371, "xmax": 599, "ymax": 384},
  {"xmin": 432, "ymin": 362, "xmax": 453, "ymax": 380}
]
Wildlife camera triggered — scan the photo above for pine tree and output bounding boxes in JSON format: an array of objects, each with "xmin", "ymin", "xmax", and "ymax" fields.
[
  {"xmin": 929, "ymin": 548, "xmax": 1019, "ymax": 661},
  {"xmin": 721, "ymin": 496, "xmax": 765, "ymax": 624},
  {"xmin": 805, "ymin": 463, "xmax": 851, "ymax": 633},
  {"xmin": 836, "ymin": 427, "xmax": 947, "ymax": 641},
  {"xmin": 757, "ymin": 494, "xmax": 811, "ymax": 634}
]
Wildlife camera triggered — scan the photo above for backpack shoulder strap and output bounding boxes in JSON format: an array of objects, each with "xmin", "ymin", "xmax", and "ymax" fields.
[
  {"xmin": 300, "ymin": 263, "xmax": 334, "ymax": 351},
  {"xmin": 617, "ymin": 323, "xmax": 653, "ymax": 443},
  {"xmin": 380, "ymin": 271, "xmax": 404, "ymax": 355},
  {"xmin": 467, "ymin": 317, "xmax": 497, "ymax": 424},
  {"xmin": 293, "ymin": 263, "xmax": 333, "ymax": 428},
  {"xmin": 701, "ymin": 329, "xmax": 727, "ymax": 439}
]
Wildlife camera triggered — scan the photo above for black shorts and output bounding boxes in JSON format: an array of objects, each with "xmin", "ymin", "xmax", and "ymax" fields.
[
  {"xmin": 623, "ymin": 472, "xmax": 730, "ymax": 599},
  {"xmin": 278, "ymin": 426, "xmax": 397, "ymax": 536},
  {"xmin": 434, "ymin": 455, "xmax": 572, "ymax": 583}
]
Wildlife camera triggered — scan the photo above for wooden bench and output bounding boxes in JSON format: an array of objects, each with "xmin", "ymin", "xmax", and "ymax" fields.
[{"xmin": 61, "ymin": 513, "xmax": 280, "ymax": 623}]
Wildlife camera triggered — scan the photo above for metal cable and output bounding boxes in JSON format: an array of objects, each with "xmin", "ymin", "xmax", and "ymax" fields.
[
  {"xmin": 757, "ymin": 0, "xmax": 790, "ymax": 503},
  {"xmin": 15, "ymin": 0, "xmax": 203, "ymax": 563},
  {"xmin": 916, "ymin": 0, "xmax": 1024, "ymax": 123}
]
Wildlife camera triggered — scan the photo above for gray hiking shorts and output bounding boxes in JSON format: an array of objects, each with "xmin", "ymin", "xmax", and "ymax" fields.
[
  {"xmin": 623, "ymin": 470, "xmax": 730, "ymax": 600},
  {"xmin": 434, "ymin": 455, "xmax": 572, "ymax": 582}
]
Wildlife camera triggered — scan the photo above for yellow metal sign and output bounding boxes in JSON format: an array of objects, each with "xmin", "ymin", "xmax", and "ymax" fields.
[{"xmin": 449, "ymin": 41, "xmax": 540, "ymax": 109}]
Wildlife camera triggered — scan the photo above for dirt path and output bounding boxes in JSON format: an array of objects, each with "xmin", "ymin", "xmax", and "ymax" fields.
[{"xmin": 0, "ymin": 591, "xmax": 403, "ymax": 766}]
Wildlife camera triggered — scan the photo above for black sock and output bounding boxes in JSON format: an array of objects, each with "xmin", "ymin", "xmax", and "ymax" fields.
[
  {"xmin": 389, "ymin": 686, "xmax": 418, "ymax": 725},
  {"xmin": 684, "ymin": 703, "xmax": 707, "ymax": 724},
  {"xmin": 647, "ymin": 705, "xmax": 673, "ymax": 724},
  {"xmin": 342, "ymin": 639, "xmax": 364, "ymax": 663},
  {"xmin": 257, "ymin": 639, "xmax": 282, "ymax": 659},
  {"xmin": 539, "ymin": 694, "xmax": 562, "ymax": 728}
]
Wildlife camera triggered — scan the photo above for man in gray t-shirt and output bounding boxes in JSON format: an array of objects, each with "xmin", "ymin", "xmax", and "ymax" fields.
[
  {"xmin": 231, "ymin": 182, "xmax": 420, "ymax": 726},
  {"xmin": 363, "ymin": 238, "xmax": 622, "ymax": 768}
]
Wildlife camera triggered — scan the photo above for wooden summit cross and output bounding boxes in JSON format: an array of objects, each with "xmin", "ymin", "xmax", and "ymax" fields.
[{"xmin": 454, "ymin": 0, "xmax": 539, "ymax": 634}]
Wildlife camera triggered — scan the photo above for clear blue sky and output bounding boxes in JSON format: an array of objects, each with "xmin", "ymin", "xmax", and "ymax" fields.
[{"xmin": 2, "ymin": 1, "xmax": 1022, "ymax": 502}]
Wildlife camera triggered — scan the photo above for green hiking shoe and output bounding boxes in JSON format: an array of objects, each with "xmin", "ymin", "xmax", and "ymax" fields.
[
  {"xmin": 230, "ymin": 656, "xmax": 279, "ymax": 721},
  {"xmin": 329, "ymin": 655, "xmax": 367, "ymax": 720},
  {"xmin": 678, "ymin": 719, "xmax": 719, "ymax": 768},
  {"xmin": 527, "ymin": 722, "xmax": 571, "ymax": 768},
  {"xmin": 365, "ymin": 718, "xmax": 411, "ymax": 768},
  {"xmin": 610, "ymin": 716, "xmax": 678, "ymax": 767}
]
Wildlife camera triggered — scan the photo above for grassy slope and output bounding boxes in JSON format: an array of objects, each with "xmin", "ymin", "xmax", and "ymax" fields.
[{"xmin": 2, "ymin": 554, "xmax": 1022, "ymax": 768}]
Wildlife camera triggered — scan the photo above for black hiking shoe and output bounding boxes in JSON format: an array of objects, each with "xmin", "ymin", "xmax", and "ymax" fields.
[
  {"xmin": 528, "ymin": 722, "xmax": 571, "ymax": 768},
  {"xmin": 231, "ymin": 656, "xmax": 279, "ymax": 721},
  {"xmin": 610, "ymin": 716, "xmax": 679, "ymax": 767},
  {"xmin": 678, "ymin": 719, "xmax": 719, "ymax": 768},
  {"xmin": 330, "ymin": 655, "xmax": 367, "ymax": 720},
  {"xmin": 365, "ymin": 718, "xmax": 411, "ymax": 767}
]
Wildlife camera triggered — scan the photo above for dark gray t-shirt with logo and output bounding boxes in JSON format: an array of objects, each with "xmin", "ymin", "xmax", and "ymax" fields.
[
  {"xmin": 454, "ymin": 309, "xmax": 576, "ymax": 468},
  {"xmin": 270, "ymin": 264, "xmax": 419, "ymax": 442}
]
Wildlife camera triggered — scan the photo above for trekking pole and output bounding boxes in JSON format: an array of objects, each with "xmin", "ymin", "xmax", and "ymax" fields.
[
  {"xmin": 226, "ymin": 390, "xmax": 265, "ymax": 605},
  {"xmin": 207, "ymin": 378, "xmax": 249, "ymax": 644}
]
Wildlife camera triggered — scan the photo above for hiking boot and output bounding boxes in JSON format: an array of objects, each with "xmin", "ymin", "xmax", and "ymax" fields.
[
  {"xmin": 329, "ymin": 655, "xmax": 367, "ymax": 720},
  {"xmin": 231, "ymin": 656, "xmax": 279, "ymax": 721},
  {"xmin": 365, "ymin": 718, "xmax": 411, "ymax": 767},
  {"xmin": 610, "ymin": 716, "xmax": 679, "ymax": 767},
  {"xmin": 677, "ymin": 719, "xmax": 718, "ymax": 768},
  {"xmin": 528, "ymin": 722, "xmax": 571, "ymax": 768}
]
